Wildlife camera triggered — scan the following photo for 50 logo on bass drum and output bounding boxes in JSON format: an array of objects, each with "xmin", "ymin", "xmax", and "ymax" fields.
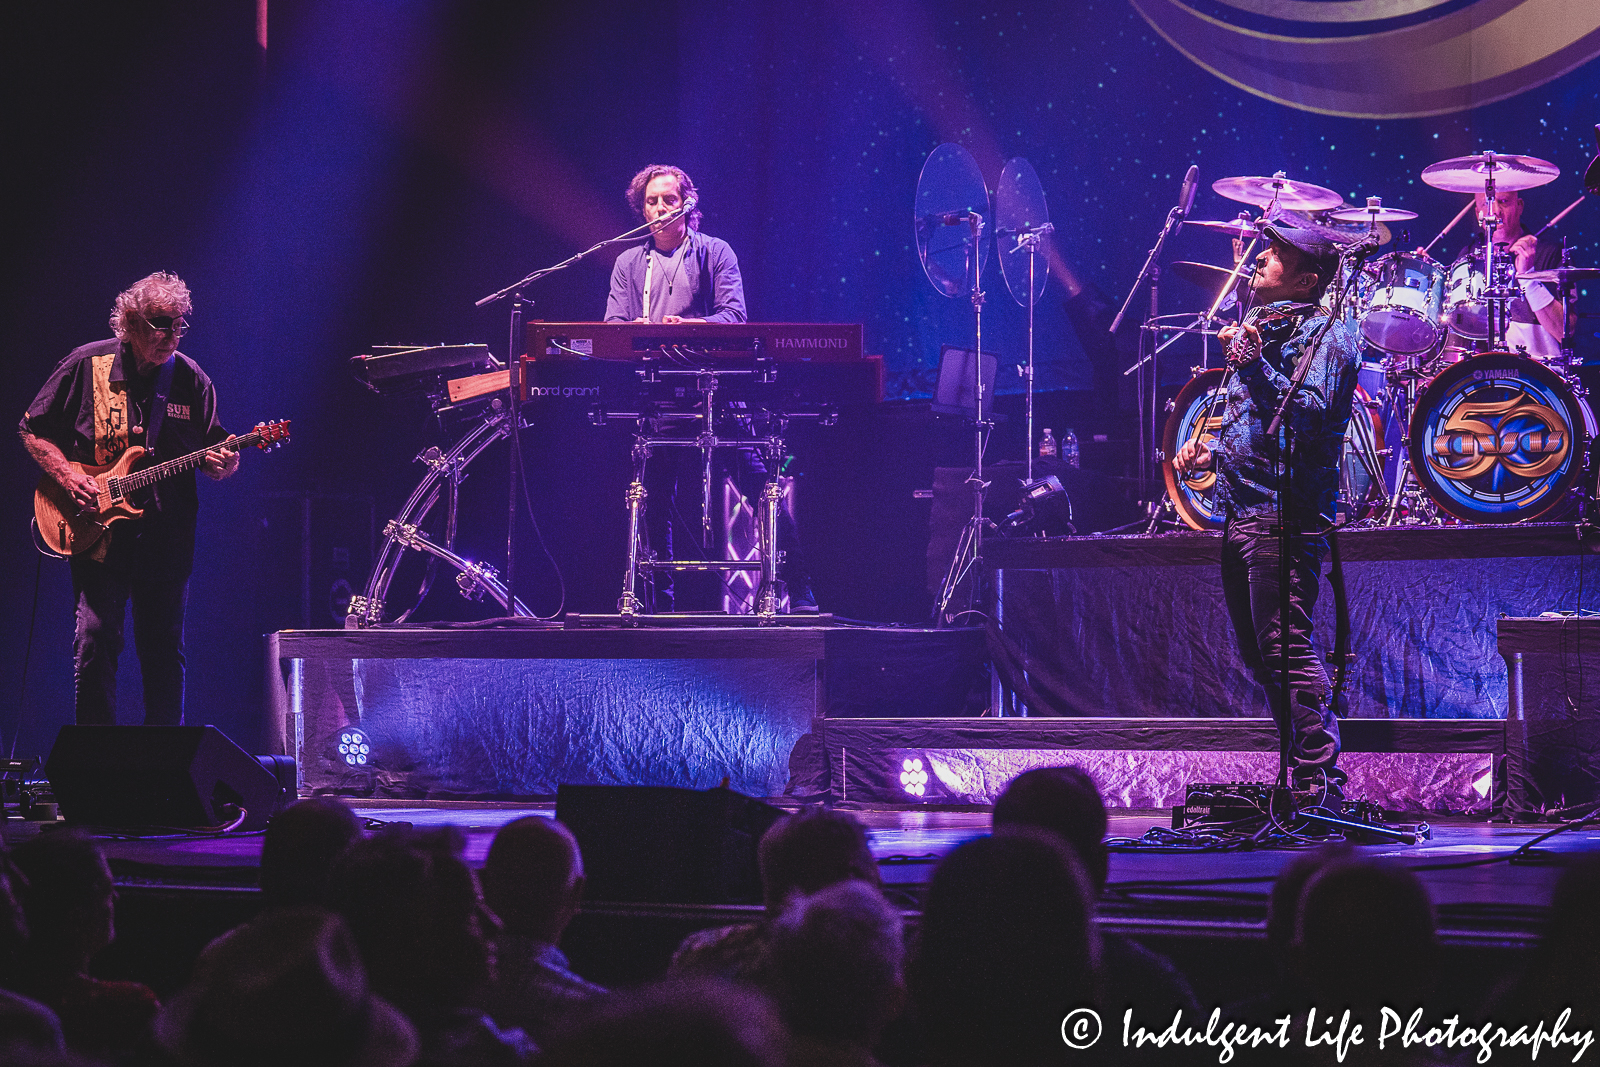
[{"xmin": 1410, "ymin": 354, "xmax": 1594, "ymax": 523}]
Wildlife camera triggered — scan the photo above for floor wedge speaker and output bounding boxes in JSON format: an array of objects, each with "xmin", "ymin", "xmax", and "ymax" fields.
[
  {"xmin": 556, "ymin": 784, "xmax": 784, "ymax": 904},
  {"xmin": 46, "ymin": 725, "xmax": 290, "ymax": 832}
]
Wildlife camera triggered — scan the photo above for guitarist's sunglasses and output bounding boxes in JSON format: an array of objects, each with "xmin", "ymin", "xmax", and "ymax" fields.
[{"xmin": 141, "ymin": 313, "xmax": 190, "ymax": 337}]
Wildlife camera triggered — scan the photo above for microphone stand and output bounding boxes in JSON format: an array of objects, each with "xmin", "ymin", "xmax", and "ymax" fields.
[
  {"xmin": 1111, "ymin": 198, "xmax": 1189, "ymax": 493},
  {"xmin": 1005, "ymin": 223, "xmax": 1053, "ymax": 482},
  {"xmin": 935, "ymin": 210, "xmax": 991, "ymax": 626},
  {"xmin": 1260, "ymin": 243, "xmax": 1367, "ymax": 810},
  {"xmin": 474, "ymin": 204, "xmax": 694, "ymax": 617}
]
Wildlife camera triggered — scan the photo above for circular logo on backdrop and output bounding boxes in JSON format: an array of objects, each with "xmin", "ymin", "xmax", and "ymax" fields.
[{"xmin": 1128, "ymin": 0, "xmax": 1600, "ymax": 118}]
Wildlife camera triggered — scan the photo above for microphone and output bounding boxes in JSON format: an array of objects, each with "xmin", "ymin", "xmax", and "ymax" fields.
[
  {"xmin": 1009, "ymin": 221, "xmax": 1055, "ymax": 252},
  {"xmin": 1179, "ymin": 165, "xmax": 1199, "ymax": 218},
  {"xmin": 1342, "ymin": 230, "xmax": 1382, "ymax": 260},
  {"xmin": 1171, "ymin": 165, "xmax": 1198, "ymax": 235},
  {"xmin": 651, "ymin": 197, "xmax": 697, "ymax": 228}
]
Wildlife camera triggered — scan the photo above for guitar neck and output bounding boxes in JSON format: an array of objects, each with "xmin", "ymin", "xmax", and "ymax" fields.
[{"xmin": 113, "ymin": 431, "xmax": 261, "ymax": 493}]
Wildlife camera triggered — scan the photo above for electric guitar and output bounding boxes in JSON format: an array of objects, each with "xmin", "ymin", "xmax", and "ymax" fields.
[{"xmin": 33, "ymin": 420, "xmax": 290, "ymax": 556}]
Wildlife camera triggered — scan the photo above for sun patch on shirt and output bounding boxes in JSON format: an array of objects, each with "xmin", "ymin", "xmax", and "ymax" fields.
[{"xmin": 166, "ymin": 402, "xmax": 190, "ymax": 420}]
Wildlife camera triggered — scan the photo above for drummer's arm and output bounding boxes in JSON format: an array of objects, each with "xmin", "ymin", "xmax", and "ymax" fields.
[
  {"xmin": 1525, "ymin": 284, "xmax": 1566, "ymax": 342},
  {"xmin": 1515, "ymin": 236, "xmax": 1565, "ymax": 343}
]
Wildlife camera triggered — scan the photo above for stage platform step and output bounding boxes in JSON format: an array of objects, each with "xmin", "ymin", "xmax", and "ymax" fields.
[
  {"xmin": 822, "ymin": 717, "xmax": 1503, "ymax": 812},
  {"xmin": 269, "ymin": 622, "xmax": 987, "ymax": 799}
]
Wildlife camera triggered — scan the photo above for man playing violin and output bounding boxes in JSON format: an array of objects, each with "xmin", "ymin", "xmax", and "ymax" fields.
[
  {"xmin": 19, "ymin": 272, "xmax": 238, "ymax": 726},
  {"xmin": 1173, "ymin": 221, "xmax": 1361, "ymax": 798}
]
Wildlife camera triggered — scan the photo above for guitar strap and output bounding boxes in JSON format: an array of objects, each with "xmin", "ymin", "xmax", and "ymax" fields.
[
  {"xmin": 89, "ymin": 349, "xmax": 176, "ymax": 462},
  {"xmin": 90, "ymin": 351, "xmax": 129, "ymax": 465},
  {"xmin": 142, "ymin": 356, "xmax": 177, "ymax": 458}
]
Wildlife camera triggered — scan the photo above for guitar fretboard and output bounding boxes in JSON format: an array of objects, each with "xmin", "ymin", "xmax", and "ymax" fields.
[{"xmin": 110, "ymin": 430, "xmax": 266, "ymax": 494}]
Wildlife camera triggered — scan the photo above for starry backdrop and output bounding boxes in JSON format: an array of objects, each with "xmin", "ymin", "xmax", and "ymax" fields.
[{"xmin": 2, "ymin": 0, "xmax": 1597, "ymax": 754}]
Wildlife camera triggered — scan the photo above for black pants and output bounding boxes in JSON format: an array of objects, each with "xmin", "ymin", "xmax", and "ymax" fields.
[
  {"xmin": 70, "ymin": 555, "xmax": 187, "ymax": 725},
  {"xmin": 1221, "ymin": 517, "xmax": 1342, "ymax": 784}
]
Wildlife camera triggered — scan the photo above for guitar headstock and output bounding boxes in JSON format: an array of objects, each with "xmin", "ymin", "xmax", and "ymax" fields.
[{"xmin": 252, "ymin": 420, "xmax": 291, "ymax": 450}]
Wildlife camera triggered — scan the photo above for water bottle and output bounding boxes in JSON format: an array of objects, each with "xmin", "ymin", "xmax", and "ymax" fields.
[
  {"xmin": 1038, "ymin": 428, "xmax": 1058, "ymax": 459},
  {"xmin": 1062, "ymin": 428, "xmax": 1080, "ymax": 469}
]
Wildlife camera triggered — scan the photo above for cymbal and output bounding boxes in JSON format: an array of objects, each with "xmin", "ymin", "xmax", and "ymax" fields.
[
  {"xmin": 1421, "ymin": 152, "xmax": 1559, "ymax": 193},
  {"xmin": 1212, "ymin": 174, "xmax": 1342, "ymax": 211},
  {"xmin": 1322, "ymin": 217, "xmax": 1394, "ymax": 246},
  {"xmin": 1328, "ymin": 205, "xmax": 1418, "ymax": 223},
  {"xmin": 1519, "ymin": 266, "xmax": 1600, "ymax": 284},
  {"xmin": 1183, "ymin": 218, "xmax": 1263, "ymax": 235},
  {"xmin": 1169, "ymin": 261, "xmax": 1246, "ymax": 289}
]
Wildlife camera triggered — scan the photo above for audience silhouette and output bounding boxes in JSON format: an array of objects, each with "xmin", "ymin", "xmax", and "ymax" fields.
[
  {"xmin": 328, "ymin": 826, "xmax": 533, "ymax": 1067},
  {"xmin": 671, "ymin": 807, "xmax": 879, "ymax": 982},
  {"xmin": 993, "ymin": 766, "xmax": 1200, "ymax": 1021},
  {"xmin": 477, "ymin": 817, "xmax": 605, "ymax": 1046},
  {"xmin": 910, "ymin": 828, "xmax": 1099, "ymax": 1067},
  {"xmin": 8, "ymin": 832, "xmax": 158, "ymax": 1061},
  {"xmin": 7, "ymin": 765, "xmax": 1591, "ymax": 1067},
  {"xmin": 763, "ymin": 880, "xmax": 905, "ymax": 1067}
]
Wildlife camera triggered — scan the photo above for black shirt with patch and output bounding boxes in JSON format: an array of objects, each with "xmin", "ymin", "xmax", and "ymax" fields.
[{"xmin": 21, "ymin": 338, "xmax": 228, "ymax": 580}]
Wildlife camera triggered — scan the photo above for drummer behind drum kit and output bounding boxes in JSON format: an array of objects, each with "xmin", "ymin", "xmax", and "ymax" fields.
[{"xmin": 1161, "ymin": 150, "xmax": 1600, "ymax": 529}]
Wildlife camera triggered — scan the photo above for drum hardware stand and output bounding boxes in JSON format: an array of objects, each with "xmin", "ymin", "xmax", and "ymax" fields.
[
  {"xmin": 612, "ymin": 358, "xmax": 793, "ymax": 624},
  {"xmin": 1112, "ymin": 167, "xmax": 1212, "ymax": 495},
  {"xmin": 1475, "ymin": 164, "xmax": 1521, "ymax": 355},
  {"xmin": 1140, "ymin": 494, "xmax": 1184, "ymax": 535},
  {"xmin": 1339, "ymin": 397, "xmax": 1392, "ymax": 521},
  {"xmin": 1375, "ymin": 367, "xmax": 1442, "ymax": 526},
  {"xmin": 1122, "ymin": 229, "xmax": 1255, "ymax": 525},
  {"xmin": 349, "ymin": 408, "xmax": 531, "ymax": 627}
]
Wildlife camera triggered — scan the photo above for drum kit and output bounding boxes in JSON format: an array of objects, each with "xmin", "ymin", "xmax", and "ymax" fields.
[{"xmin": 1159, "ymin": 150, "xmax": 1598, "ymax": 529}]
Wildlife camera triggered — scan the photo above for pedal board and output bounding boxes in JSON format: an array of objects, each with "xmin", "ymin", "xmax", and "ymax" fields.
[
  {"xmin": 1172, "ymin": 781, "xmax": 1432, "ymax": 843},
  {"xmin": 1172, "ymin": 781, "xmax": 1278, "ymax": 828}
]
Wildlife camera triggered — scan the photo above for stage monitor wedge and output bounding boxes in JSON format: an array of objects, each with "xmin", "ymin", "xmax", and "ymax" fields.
[
  {"xmin": 556, "ymin": 784, "xmax": 785, "ymax": 904},
  {"xmin": 46, "ymin": 725, "xmax": 290, "ymax": 832}
]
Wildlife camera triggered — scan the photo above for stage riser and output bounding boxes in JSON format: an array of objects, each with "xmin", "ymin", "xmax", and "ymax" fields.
[
  {"xmin": 272, "ymin": 626, "xmax": 984, "ymax": 799},
  {"xmin": 986, "ymin": 525, "xmax": 1600, "ymax": 720},
  {"xmin": 836, "ymin": 747, "xmax": 1491, "ymax": 811},
  {"xmin": 823, "ymin": 718, "xmax": 1503, "ymax": 812},
  {"xmin": 299, "ymin": 657, "xmax": 816, "ymax": 797}
]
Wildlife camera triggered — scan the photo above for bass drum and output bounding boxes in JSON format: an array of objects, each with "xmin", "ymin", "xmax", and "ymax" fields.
[
  {"xmin": 1163, "ymin": 368, "xmax": 1389, "ymax": 530},
  {"xmin": 1409, "ymin": 352, "xmax": 1595, "ymax": 523},
  {"xmin": 1163, "ymin": 369, "xmax": 1228, "ymax": 530}
]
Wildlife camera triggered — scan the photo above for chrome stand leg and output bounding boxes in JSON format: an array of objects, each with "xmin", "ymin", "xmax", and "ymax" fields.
[
  {"xmin": 618, "ymin": 436, "xmax": 651, "ymax": 620},
  {"xmin": 756, "ymin": 476, "xmax": 782, "ymax": 620}
]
